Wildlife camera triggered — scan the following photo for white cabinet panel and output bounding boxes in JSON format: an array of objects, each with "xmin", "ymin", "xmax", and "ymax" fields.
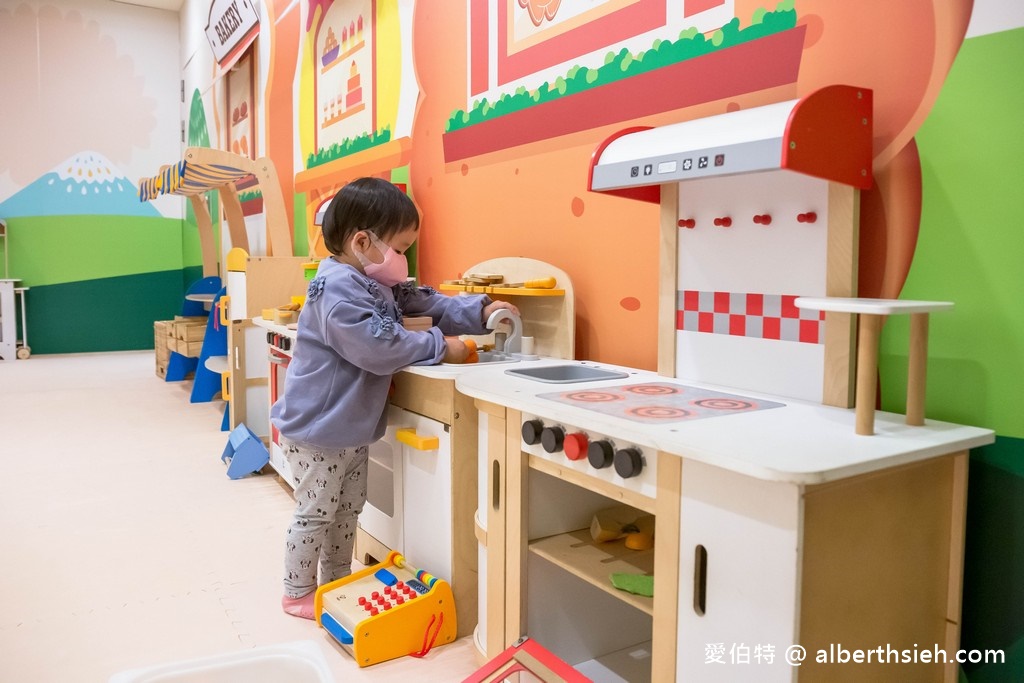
[
  {"xmin": 677, "ymin": 459, "xmax": 801, "ymax": 682},
  {"xmin": 401, "ymin": 410, "xmax": 453, "ymax": 582}
]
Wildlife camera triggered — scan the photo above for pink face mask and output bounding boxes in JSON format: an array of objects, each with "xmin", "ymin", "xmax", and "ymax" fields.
[{"xmin": 354, "ymin": 231, "xmax": 409, "ymax": 287}]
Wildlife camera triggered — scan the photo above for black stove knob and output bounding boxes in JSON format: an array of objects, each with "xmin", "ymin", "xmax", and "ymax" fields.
[
  {"xmin": 267, "ymin": 332, "xmax": 274, "ymax": 344},
  {"xmin": 283, "ymin": 338, "xmax": 292, "ymax": 351},
  {"xmin": 614, "ymin": 447, "xmax": 644, "ymax": 478},
  {"xmin": 588, "ymin": 440, "xmax": 614, "ymax": 469},
  {"xmin": 541, "ymin": 426, "xmax": 565, "ymax": 453},
  {"xmin": 521, "ymin": 419, "xmax": 544, "ymax": 445}
]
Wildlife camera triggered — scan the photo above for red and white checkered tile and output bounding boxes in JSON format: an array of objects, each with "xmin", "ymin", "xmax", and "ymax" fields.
[{"xmin": 676, "ymin": 290, "xmax": 825, "ymax": 344}]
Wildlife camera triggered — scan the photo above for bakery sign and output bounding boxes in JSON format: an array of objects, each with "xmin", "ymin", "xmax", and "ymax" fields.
[{"xmin": 205, "ymin": 0, "xmax": 260, "ymax": 69}]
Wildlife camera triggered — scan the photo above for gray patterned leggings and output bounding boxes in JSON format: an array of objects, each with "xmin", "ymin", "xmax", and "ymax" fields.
[{"xmin": 282, "ymin": 439, "xmax": 368, "ymax": 598}]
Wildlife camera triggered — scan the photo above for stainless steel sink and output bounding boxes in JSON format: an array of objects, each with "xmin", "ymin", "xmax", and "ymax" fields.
[
  {"xmin": 504, "ymin": 364, "xmax": 630, "ymax": 384},
  {"xmin": 442, "ymin": 351, "xmax": 518, "ymax": 367},
  {"xmin": 477, "ymin": 351, "xmax": 517, "ymax": 364}
]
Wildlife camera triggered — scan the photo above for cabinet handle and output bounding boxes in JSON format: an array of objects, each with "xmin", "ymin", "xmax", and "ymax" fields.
[
  {"xmin": 396, "ymin": 428, "xmax": 439, "ymax": 451},
  {"xmin": 219, "ymin": 295, "xmax": 231, "ymax": 325},
  {"xmin": 694, "ymin": 544, "xmax": 707, "ymax": 616},
  {"xmin": 221, "ymin": 371, "xmax": 231, "ymax": 401},
  {"xmin": 492, "ymin": 460, "xmax": 500, "ymax": 511}
]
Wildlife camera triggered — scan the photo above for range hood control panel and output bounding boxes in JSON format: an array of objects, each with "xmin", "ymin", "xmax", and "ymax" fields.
[{"xmin": 596, "ymin": 138, "xmax": 783, "ymax": 189}]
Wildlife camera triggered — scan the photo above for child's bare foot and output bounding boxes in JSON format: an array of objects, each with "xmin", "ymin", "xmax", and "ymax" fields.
[{"xmin": 281, "ymin": 592, "xmax": 316, "ymax": 619}]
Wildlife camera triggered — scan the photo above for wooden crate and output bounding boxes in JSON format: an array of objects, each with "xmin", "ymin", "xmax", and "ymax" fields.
[
  {"xmin": 173, "ymin": 319, "xmax": 207, "ymax": 342},
  {"xmin": 168, "ymin": 338, "xmax": 204, "ymax": 357},
  {"xmin": 154, "ymin": 320, "xmax": 172, "ymax": 377}
]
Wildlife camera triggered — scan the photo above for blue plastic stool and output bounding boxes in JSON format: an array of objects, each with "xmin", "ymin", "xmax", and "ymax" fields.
[{"xmin": 221, "ymin": 423, "xmax": 270, "ymax": 479}]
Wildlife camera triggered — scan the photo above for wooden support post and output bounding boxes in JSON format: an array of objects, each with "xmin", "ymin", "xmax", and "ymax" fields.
[
  {"xmin": 906, "ymin": 312, "xmax": 929, "ymax": 426},
  {"xmin": 188, "ymin": 195, "xmax": 219, "ymax": 278},
  {"xmin": 218, "ymin": 185, "xmax": 250, "ymax": 254},
  {"xmin": 797, "ymin": 298, "xmax": 951, "ymax": 435},
  {"xmin": 855, "ymin": 314, "xmax": 882, "ymax": 436}
]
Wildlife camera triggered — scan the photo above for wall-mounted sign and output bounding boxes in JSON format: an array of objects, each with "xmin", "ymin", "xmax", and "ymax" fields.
[{"xmin": 205, "ymin": 0, "xmax": 260, "ymax": 69}]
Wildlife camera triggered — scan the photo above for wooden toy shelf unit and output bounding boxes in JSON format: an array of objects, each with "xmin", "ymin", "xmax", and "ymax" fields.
[
  {"xmin": 139, "ymin": 148, "xmax": 297, "ymax": 435},
  {"xmin": 137, "ymin": 147, "xmax": 294, "ymax": 277}
]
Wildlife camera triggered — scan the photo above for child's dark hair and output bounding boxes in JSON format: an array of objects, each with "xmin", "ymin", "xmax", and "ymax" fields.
[{"xmin": 322, "ymin": 177, "xmax": 419, "ymax": 255}]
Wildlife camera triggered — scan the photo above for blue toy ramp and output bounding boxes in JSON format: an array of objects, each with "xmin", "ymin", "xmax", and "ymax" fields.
[{"xmin": 221, "ymin": 423, "xmax": 269, "ymax": 479}]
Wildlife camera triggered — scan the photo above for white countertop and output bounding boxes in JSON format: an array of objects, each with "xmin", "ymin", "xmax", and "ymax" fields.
[
  {"xmin": 252, "ymin": 316, "xmax": 540, "ymax": 379},
  {"xmin": 253, "ymin": 316, "xmax": 295, "ymax": 336},
  {"xmin": 454, "ymin": 359, "xmax": 994, "ymax": 485},
  {"xmin": 250, "ymin": 316, "xmax": 993, "ymax": 484}
]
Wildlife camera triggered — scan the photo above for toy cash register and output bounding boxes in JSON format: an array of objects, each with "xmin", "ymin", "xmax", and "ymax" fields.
[{"xmin": 314, "ymin": 551, "xmax": 458, "ymax": 667}]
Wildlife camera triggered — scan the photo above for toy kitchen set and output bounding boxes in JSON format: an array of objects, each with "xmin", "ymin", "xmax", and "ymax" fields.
[{"xmin": 455, "ymin": 86, "xmax": 994, "ymax": 683}]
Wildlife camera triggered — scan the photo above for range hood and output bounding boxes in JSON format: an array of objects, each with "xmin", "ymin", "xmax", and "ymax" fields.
[{"xmin": 588, "ymin": 85, "xmax": 873, "ymax": 203}]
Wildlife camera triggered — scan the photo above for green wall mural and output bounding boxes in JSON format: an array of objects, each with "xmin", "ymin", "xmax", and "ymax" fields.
[
  {"xmin": 880, "ymin": 26, "xmax": 1024, "ymax": 682},
  {"xmin": 0, "ymin": 153, "xmax": 185, "ymax": 355}
]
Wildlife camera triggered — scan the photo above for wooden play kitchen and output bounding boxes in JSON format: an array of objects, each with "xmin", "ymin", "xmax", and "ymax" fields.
[
  {"xmin": 458, "ymin": 86, "xmax": 994, "ymax": 681},
  {"xmin": 140, "ymin": 149, "xmax": 304, "ymax": 436}
]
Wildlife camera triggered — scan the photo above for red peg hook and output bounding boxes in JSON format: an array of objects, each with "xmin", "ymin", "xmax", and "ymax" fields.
[
  {"xmin": 797, "ymin": 211, "xmax": 818, "ymax": 224},
  {"xmin": 713, "ymin": 216, "xmax": 732, "ymax": 228},
  {"xmin": 677, "ymin": 218, "xmax": 696, "ymax": 229},
  {"xmin": 753, "ymin": 214, "xmax": 772, "ymax": 225}
]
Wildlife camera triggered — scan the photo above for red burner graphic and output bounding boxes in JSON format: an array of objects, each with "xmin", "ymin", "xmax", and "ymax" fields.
[
  {"xmin": 625, "ymin": 384, "xmax": 681, "ymax": 396},
  {"xmin": 564, "ymin": 391, "xmax": 623, "ymax": 403},
  {"xmin": 627, "ymin": 406, "xmax": 692, "ymax": 420},
  {"xmin": 692, "ymin": 398, "xmax": 755, "ymax": 411}
]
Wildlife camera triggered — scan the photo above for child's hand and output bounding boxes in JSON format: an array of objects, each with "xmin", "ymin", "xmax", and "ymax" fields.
[
  {"xmin": 443, "ymin": 337, "xmax": 471, "ymax": 364},
  {"xmin": 483, "ymin": 300, "xmax": 520, "ymax": 321}
]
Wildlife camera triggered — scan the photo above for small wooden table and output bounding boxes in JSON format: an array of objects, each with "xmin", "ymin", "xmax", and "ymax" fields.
[{"xmin": 796, "ymin": 297, "xmax": 954, "ymax": 435}]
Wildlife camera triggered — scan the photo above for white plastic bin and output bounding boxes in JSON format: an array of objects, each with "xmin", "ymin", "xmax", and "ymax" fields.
[{"xmin": 108, "ymin": 640, "xmax": 334, "ymax": 683}]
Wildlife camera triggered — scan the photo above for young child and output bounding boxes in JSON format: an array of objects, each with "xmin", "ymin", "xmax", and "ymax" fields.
[{"xmin": 271, "ymin": 177, "xmax": 518, "ymax": 619}]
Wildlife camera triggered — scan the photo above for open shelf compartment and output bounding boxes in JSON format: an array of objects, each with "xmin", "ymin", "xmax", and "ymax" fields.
[{"xmin": 529, "ymin": 528, "xmax": 654, "ymax": 616}]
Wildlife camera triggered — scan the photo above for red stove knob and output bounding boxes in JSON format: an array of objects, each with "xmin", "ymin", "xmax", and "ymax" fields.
[
  {"xmin": 677, "ymin": 218, "xmax": 696, "ymax": 229},
  {"xmin": 564, "ymin": 433, "xmax": 589, "ymax": 461},
  {"xmin": 371, "ymin": 591, "xmax": 380, "ymax": 600},
  {"xmin": 713, "ymin": 216, "xmax": 732, "ymax": 227},
  {"xmin": 358, "ymin": 596, "xmax": 367, "ymax": 606},
  {"xmin": 797, "ymin": 212, "xmax": 818, "ymax": 223},
  {"xmin": 614, "ymin": 447, "xmax": 644, "ymax": 478},
  {"xmin": 541, "ymin": 426, "xmax": 565, "ymax": 453},
  {"xmin": 521, "ymin": 419, "xmax": 544, "ymax": 445},
  {"xmin": 588, "ymin": 440, "xmax": 614, "ymax": 469}
]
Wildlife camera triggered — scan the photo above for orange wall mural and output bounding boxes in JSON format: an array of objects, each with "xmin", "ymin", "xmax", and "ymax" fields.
[
  {"xmin": 295, "ymin": 0, "xmax": 415, "ymax": 257},
  {"xmin": 406, "ymin": 0, "xmax": 973, "ymax": 369}
]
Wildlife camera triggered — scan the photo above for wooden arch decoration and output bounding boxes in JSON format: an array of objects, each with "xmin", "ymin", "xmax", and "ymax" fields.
[{"xmin": 138, "ymin": 147, "xmax": 293, "ymax": 276}]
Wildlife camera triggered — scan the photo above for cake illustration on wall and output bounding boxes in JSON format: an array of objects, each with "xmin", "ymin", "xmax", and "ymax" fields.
[
  {"xmin": 0, "ymin": 151, "xmax": 159, "ymax": 218},
  {"xmin": 346, "ymin": 61, "xmax": 362, "ymax": 108},
  {"xmin": 322, "ymin": 26, "xmax": 339, "ymax": 66}
]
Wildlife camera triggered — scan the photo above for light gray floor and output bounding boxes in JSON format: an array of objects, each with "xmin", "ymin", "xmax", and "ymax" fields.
[{"xmin": 0, "ymin": 351, "xmax": 478, "ymax": 682}]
